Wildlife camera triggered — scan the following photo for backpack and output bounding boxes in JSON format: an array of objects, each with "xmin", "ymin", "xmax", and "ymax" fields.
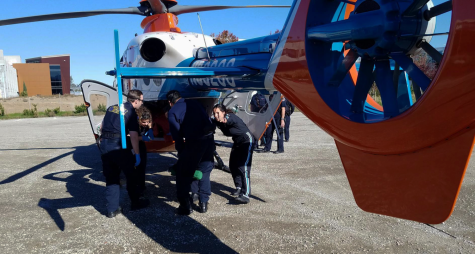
[
  {"xmin": 285, "ymin": 100, "xmax": 295, "ymax": 116},
  {"xmin": 251, "ymin": 92, "xmax": 267, "ymax": 113}
]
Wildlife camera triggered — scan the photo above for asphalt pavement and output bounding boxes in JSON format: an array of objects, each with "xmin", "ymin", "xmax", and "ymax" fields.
[{"xmin": 0, "ymin": 113, "xmax": 474, "ymax": 253}]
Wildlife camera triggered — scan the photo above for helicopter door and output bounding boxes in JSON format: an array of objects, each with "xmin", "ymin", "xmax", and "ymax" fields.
[
  {"xmin": 80, "ymin": 80, "xmax": 127, "ymax": 144},
  {"xmin": 222, "ymin": 91, "xmax": 283, "ymax": 141}
]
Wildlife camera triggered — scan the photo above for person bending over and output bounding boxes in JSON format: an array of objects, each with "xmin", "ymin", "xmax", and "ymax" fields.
[{"xmin": 212, "ymin": 104, "xmax": 255, "ymax": 204}]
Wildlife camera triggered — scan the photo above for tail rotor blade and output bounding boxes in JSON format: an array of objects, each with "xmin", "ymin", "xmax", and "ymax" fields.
[
  {"xmin": 350, "ymin": 58, "xmax": 375, "ymax": 122},
  {"xmin": 375, "ymin": 60, "xmax": 399, "ymax": 118},
  {"xmin": 328, "ymin": 49, "xmax": 358, "ymax": 87},
  {"xmin": 418, "ymin": 41, "xmax": 443, "ymax": 64},
  {"xmin": 402, "ymin": 0, "xmax": 430, "ymax": 16}
]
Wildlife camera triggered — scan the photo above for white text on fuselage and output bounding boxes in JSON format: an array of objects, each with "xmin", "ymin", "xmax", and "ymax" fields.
[{"xmin": 190, "ymin": 59, "xmax": 236, "ymax": 88}]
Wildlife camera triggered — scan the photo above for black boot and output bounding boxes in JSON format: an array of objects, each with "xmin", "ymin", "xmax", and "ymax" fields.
[
  {"xmin": 235, "ymin": 194, "xmax": 250, "ymax": 204},
  {"xmin": 199, "ymin": 202, "xmax": 208, "ymax": 213},
  {"xmin": 107, "ymin": 206, "xmax": 122, "ymax": 218},
  {"xmin": 176, "ymin": 198, "xmax": 193, "ymax": 215},
  {"xmin": 231, "ymin": 187, "xmax": 241, "ymax": 197}
]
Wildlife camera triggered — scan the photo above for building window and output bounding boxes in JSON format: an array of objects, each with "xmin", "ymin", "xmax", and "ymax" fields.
[{"xmin": 50, "ymin": 65, "xmax": 63, "ymax": 94}]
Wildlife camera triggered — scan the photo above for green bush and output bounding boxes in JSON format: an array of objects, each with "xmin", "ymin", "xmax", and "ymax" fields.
[
  {"xmin": 74, "ymin": 104, "xmax": 87, "ymax": 114},
  {"xmin": 45, "ymin": 108, "xmax": 55, "ymax": 117},
  {"xmin": 20, "ymin": 82, "xmax": 28, "ymax": 97},
  {"xmin": 97, "ymin": 103, "xmax": 107, "ymax": 112},
  {"xmin": 32, "ymin": 104, "xmax": 38, "ymax": 118},
  {"xmin": 23, "ymin": 109, "xmax": 34, "ymax": 116},
  {"xmin": 0, "ymin": 103, "xmax": 4, "ymax": 116},
  {"xmin": 53, "ymin": 107, "xmax": 60, "ymax": 114}
]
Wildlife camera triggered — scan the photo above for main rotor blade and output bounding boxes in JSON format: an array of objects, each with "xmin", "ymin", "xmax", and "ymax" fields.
[
  {"xmin": 168, "ymin": 5, "xmax": 291, "ymax": 16},
  {"xmin": 148, "ymin": 0, "xmax": 167, "ymax": 14},
  {"xmin": 0, "ymin": 7, "xmax": 149, "ymax": 26}
]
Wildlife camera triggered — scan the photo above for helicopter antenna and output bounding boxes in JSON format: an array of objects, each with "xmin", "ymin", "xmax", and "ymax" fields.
[{"xmin": 197, "ymin": 13, "xmax": 211, "ymax": 61}]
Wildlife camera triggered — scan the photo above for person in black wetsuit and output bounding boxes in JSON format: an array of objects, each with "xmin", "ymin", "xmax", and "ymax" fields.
[{"xmin": 212, "ymin": 104, "xmax": 255, "ymax": 204}]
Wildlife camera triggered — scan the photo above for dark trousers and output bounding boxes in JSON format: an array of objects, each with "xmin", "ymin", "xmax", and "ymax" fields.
[
  {"xmin": 229, "ymin": 135, "xmax": 254, "ymax": 197},
  {"xmin": 176, "ymin": 136, "xmax": 215, "ymax": 205},
  {"xmin": 284, "ymin": 115, "xmax": 290, "ymax": 141},
  {"xmin": 264, "ymin": 117, "xmax": 284, "ymax": 152},
  {"xmin": 137, "ymin": 141, "xmax": 147, "ymax": 191},
  {"xmin": 190, "ymin": 159, "xmax": 213, "ymax": 203},
  {"xmin": 100, "ymin": 138, "xmax": 140, "ymax": 213}
]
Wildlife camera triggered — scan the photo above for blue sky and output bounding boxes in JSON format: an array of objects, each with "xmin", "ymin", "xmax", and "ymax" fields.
[{"xmin": 0, "ymin": 0, "xmax": 451, "ymax": 86}]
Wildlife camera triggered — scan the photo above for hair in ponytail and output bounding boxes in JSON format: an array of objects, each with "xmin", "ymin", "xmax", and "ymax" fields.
[{"xmin": 213, "ymin": 103, "xmax": 234, "ymax": 114}]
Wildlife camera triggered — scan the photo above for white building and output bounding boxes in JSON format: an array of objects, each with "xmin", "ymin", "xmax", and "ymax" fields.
[{"xmin": 0, "ymin": 50, "xmax": 20, "ymax": 99}]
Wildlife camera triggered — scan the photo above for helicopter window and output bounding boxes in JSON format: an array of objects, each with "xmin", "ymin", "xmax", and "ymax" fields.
[{"xmin": 90, "ymin": 93, "xmax": 108, "ymax": 130}]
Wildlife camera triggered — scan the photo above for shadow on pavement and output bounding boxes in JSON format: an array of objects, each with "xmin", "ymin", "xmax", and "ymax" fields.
[{"xmin": 34, "ymin": 144, "xmax": 238, "ymax": 253}]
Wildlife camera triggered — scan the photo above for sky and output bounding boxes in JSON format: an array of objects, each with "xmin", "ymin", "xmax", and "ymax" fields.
[{"xmin": 0, "ymin": 0, "xmax": 451, "ymax": 86}]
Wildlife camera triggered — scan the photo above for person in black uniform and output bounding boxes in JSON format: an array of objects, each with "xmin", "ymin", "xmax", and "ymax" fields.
[
  {"xmin": 212, "ymin": 104, "xmax": 255, "ymax": 204},
  {"xmin": 100, "ymin": 90, "xmax": 150, "ymax": 218},
  {"xmin": 283, "ymin": 97, "xmax": 295, "ymax": 142},
  {"xmin": 258, "ymin": 94, "xmax": 285, "ymax": 154},
  {"xmin": 167, "ymin": 90, "xmax": 216, "ymax": 215}
]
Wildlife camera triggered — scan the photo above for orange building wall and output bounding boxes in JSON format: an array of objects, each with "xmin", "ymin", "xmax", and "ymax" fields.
[{"xmin": 13, "ymin": 63, "xmax": 52, "ymax": 96}]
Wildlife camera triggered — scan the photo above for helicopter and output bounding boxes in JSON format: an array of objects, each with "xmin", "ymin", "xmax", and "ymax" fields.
[{"xmin": 1, "ymin": 0, "xmax": 471, "ymax": 225}]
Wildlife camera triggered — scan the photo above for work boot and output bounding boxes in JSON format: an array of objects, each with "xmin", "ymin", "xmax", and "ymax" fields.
[
  {"xmin": 235, "ymin": 194, "xmax": 250, "ymax": 204},
  {"xmin": 231, "ymin": 187, "xmax": 241, "ymax": 197},
  {"xmin": 273, "ymin": 150, "xmax": 284, "ymax": 154},
  {"xmin": 130, "ymin": 198, "xmax": 150, "ymax": 211},
  {"xmin": 190, "ymin": 193, "xmax": 199, "ymax": 203},
  {"xmin": 199, "ymin": 202, "xmax": 208, "ymax": 213},
  {"xmin": 256, "ymin": 149, "xmax": 270, "ymax": 154},
  {"xmin": 176, "ymin": 199, "xmax": 193, "ymax": 216},
  {"xmin": 107, "ymin": 206, "xmax": 122, "ymax": 218}
]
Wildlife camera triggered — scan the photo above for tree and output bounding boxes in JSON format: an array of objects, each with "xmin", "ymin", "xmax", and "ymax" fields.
[
  {"xmin": 210, "ymin": 30, "xmax": 239, "ymax": 44},
  {"xmin": 20, "ymin": 82, "xmax": 28, "ymax": 97},
  {"xmin": 270, "ymin": 29, "xmax": 281, "ymax": 35},
  {"xmin": 70, "ymin": 76, "xmax": 75, "ymax": 86}
]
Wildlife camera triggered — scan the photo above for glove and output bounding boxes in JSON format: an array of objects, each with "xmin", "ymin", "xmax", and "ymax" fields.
[
  {"xmin": 135, "ymin": 153, "xmax": 141, "ymax": 167},
  {"xmin": 142, "ymin": 129, "xmax": 154, "ymax": 142},
  {"xmin": 193, "ymin": 170, "xmax": 203, "ymax": 180},
  {"xmin": 146, "ymin": 129, "xmax": 155, "ymax": 140},
  {"xmin": 142, "ymin": 134, "xmax": 151, "ymax": 142}
]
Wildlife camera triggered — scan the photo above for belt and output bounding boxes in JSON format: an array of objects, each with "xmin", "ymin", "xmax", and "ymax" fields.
[{"xmin": 101, "ymin": 132, "xmax": 121, "ymax": 139}]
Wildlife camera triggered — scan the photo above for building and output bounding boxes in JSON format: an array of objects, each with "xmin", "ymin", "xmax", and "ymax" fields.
[
  {"xmin": 0, "ymin": 50, "xmax": 19, "ymax": 99},
  {"xmin": 13, "ymin": 63, "xmax": 52, "ymax": 96},
  {"xmin": 25, "ymin": 54, "xmax": 70, "ymax": 95}
]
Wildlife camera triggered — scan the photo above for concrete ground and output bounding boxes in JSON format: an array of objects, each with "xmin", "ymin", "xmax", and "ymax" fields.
[{"xmin": 0, "ymin": 113, "xmax": 474, "ymax": 254}]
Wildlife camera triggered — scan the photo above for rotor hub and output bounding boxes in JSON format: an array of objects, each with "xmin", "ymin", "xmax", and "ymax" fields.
[{"xmin": 343, "ymin": 0, "xmax": 435, "ymax": 59}]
